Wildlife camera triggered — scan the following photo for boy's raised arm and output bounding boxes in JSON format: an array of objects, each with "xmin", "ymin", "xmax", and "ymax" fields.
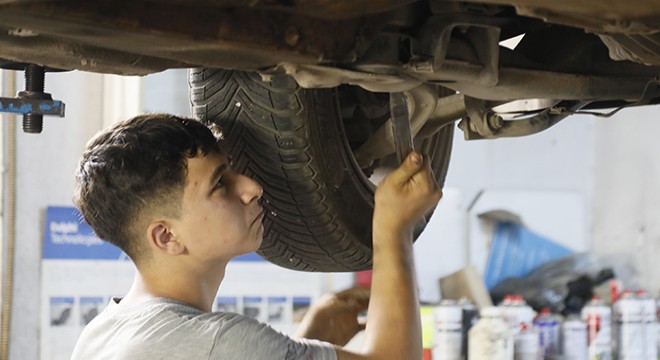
[{"xmin": 330, "ymin": 151, "xmax": 442, "ymax": 360}]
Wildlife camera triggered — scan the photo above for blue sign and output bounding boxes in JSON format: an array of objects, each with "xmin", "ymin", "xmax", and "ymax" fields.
[
  {"xmin": 292, "ymin": 297, "xmax": 311, "ymax": 306},
  {"xmin": 43, "ymin": 206, "xmax": 127, "ymax": 260},
  {"xmin": 80, "ymin": 297, "xmax": 105, "ymax": 305},
  {"xmin": 231, "ymin": 252, "xmax": 265, "ymax": 262},
  {"xmin": 216, "ymin": 297, "xmax": 237, "ymax": 305},
  {"xmin": 49, "ymin": 297, "xmax": 74, "ymax": 305},
  {"xmin": 483, "ymin": 222, "xmax": 572, "ymax": 289},
  {"xmin": 243, "ymin": 296, "xmax": 263, "ymax": 304}
]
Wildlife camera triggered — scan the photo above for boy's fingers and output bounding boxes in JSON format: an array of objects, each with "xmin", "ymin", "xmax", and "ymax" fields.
[
  {"xmin": 386, "ymin": 151, "xmax": 424, "ymax": 186},
  {"xmin": 413, "ymin": 156, "xmax": 438, "ymax": 191}
]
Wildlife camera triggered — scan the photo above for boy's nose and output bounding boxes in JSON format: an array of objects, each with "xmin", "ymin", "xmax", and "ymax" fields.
[{"xmin": 237, "ymin": 174, "xmax": 263, "ymax": 204}]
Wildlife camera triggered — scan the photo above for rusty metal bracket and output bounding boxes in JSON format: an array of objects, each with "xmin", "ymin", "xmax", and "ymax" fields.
[
  {"xmin": 459, "ymin": 97, "xmax": 589, "ymax": 140},
  {"xmin": 566, "ymin": 77, "xmax": 660, "ymax": 118},
  {"xmin": 408, "ymin": 14, "xmax": 502, "ymax": 87}
]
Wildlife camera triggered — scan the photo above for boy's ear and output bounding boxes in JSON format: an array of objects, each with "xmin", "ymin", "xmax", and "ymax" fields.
[{"xmin": 147, "ymin": 221, "xmax": 186, "ymax": 255}]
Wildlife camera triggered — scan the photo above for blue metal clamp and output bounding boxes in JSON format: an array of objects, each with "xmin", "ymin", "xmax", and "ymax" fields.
[
  {"xmin": 0, "ymin": 96, "xmax": 65, "ymax": 116},
  {"xmin": 0, "ymin": 65, "xmax": 66, "ymax": 133}
]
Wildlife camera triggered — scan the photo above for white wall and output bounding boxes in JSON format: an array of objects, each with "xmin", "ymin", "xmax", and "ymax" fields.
[
  {"xmin": 10, "ymin": 71, "xmax": 105, "ymax": 360},
  {"xmin": 142, "ymin": 69, "xmax": 190, "ymax": 116},
  {"xmin": 592, "ymin": 105, "xmax": 660, "ymax": 291},
  {"xmin": 411, "ymin": 112, "xmax": 599, "ymax": 302},
  {"xmin": 4, "ymin": 67, "xmax": 660, "ymax": 358},
  {"xmin": 446, "ymin": 113, "xmax": 597, "ymax": 207},
  {"xmin": 429, "ymin": 104, "xmax": 660, "ymax": 295}
]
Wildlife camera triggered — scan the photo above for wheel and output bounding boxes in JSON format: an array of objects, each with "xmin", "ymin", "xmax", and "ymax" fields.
[{"xmin": 189, "ymin": 69, "xmax": 454, "ymax": 272}]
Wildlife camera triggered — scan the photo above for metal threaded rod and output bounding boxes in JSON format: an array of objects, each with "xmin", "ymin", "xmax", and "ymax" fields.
[{"xmin": 23, "ymin": 65, "xmax": 45, "ymax": 133}]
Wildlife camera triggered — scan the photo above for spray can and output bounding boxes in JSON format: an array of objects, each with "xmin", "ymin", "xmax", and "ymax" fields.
[
  {"xmin": 613, "ymin": 291, "xmax": 644, "ymax": 360},
  {"xmin": 459, "ymin": 298, "xmax": 480, "ymax": 359},
  {"xmin": 656, "ymin": 295, "xmax": 660, "ymax": 360},
  {"xmin": 562, "ymin": 315, "xmax": 588, "ymax": 360},
  {"xmin": 469, "ymin": 306, "xmax": 514, "ymax": 360},
  {"xmin": 499, "ymin": 295, "xmax": 534, "ymax": 335},
  {"xmin": 433, "ymin": 300, "xmax": 463, "ymax": 360},
  {"xmin": 511, "ymin": 295, "xmax": 535, "ymax": 330},
  {"xmin": 636, "ymin": 290, "xmax": 657, "ymax": 360},
  {"xmin": 582, "ymin": 295, "xmax": 613, "ymax": 360},
  {"xmin": 514, "ymin": 323, "xmax": 540, "ymax": 360},
  {"xmin": 499, "ymin": 295, "xmax": 515, "ymax": 331},
  {"xmin": 533, "ymin": 308, "xmax": 561, "ymax": 358}
]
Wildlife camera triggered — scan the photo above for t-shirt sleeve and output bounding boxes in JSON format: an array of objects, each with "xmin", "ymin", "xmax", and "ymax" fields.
[{"xmin": 210, "ymin": 313, "xmax": 337, "ymax": 360}]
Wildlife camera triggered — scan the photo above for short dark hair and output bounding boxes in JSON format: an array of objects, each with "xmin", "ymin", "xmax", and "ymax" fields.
[{"xmin": 73, "ymin": 114, "xmax": 222, "ymax": 262}]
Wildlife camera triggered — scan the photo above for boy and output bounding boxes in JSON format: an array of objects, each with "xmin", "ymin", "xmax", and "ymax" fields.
[{"xmin": 72, "ymin": 114, "xmax": 441, "ymax": 359}]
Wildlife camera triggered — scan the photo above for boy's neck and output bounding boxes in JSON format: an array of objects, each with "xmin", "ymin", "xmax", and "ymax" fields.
[{"xmin": 121, "ymin": 262, "xmax": 227, "ymax": 312}]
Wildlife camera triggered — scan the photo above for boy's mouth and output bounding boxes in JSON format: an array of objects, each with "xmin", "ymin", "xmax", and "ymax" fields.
[{"xmin": 251, "ymin": 209, "xmax": 264, "ymax": 226}]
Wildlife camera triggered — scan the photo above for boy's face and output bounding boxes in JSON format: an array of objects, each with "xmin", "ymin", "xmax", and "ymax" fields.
[{"xmin": 172, "ymin": 151, "xmax": 264, "ymax": 263}]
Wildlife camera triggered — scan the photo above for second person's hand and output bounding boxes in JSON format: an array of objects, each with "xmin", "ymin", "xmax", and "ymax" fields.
[{"xmin": 295, "ymin": 287, "xmax": 370, "ymax": 346}]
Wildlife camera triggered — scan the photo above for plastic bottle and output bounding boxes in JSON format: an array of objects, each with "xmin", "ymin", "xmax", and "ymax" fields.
[
  {"xmin": 468, "ymin": 306, "xmax": 513, "ymax": 360},
  {"xmin": 433, "ymin": 300, "xmax": 463, "ymax": 360}
]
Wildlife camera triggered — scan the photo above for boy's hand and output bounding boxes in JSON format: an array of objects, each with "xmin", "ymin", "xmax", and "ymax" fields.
[{"xmin": 374, "ymin": 151, "xmax": 442, "ymax": 237}]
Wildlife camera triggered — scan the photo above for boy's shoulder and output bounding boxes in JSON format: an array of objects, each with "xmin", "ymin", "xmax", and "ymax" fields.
[
  {"xmin": 72, "ymin": 297, "xmax": 337, "ymax": 360},
  {"xmin": 71, "ymin": 297, "xmax": 241, "ymax": 359}
]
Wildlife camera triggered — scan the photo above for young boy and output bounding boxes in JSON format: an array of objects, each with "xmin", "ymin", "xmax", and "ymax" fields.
[{"xmin": 71, "ymin": 113, "xmax": 442, "ymax": 359}]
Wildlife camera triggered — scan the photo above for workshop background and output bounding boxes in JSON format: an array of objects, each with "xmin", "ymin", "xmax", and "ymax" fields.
[{"xmin": 0, "ymin": 68, "xmax": 658, "ymax": 359}]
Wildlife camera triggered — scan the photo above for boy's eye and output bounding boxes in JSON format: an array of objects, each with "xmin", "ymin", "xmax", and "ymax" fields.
[{"xmin": 214, "ymin": 176, "xmax": 225, "ymax": 190}]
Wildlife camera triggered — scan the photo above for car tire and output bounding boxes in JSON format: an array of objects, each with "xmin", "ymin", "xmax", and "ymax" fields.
[{"xmin": 189, "ymin": 69, "xmax": 453, "ymax": 271}]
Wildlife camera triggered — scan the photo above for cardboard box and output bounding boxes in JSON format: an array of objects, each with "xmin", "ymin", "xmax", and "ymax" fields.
[{"xmin": 439, "ymin": 265, "xmax": 493, "ymax": 309}]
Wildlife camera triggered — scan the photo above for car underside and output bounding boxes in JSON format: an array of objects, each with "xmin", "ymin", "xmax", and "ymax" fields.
[{"xmin": 1, "ymin": 0, "xmax": 659, "ymax": 271}]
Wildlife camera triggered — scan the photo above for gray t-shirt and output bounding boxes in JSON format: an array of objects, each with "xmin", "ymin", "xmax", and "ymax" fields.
[{"xmin": 71, "ymin": 297, "xmax": 338, "ymax": 360}]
